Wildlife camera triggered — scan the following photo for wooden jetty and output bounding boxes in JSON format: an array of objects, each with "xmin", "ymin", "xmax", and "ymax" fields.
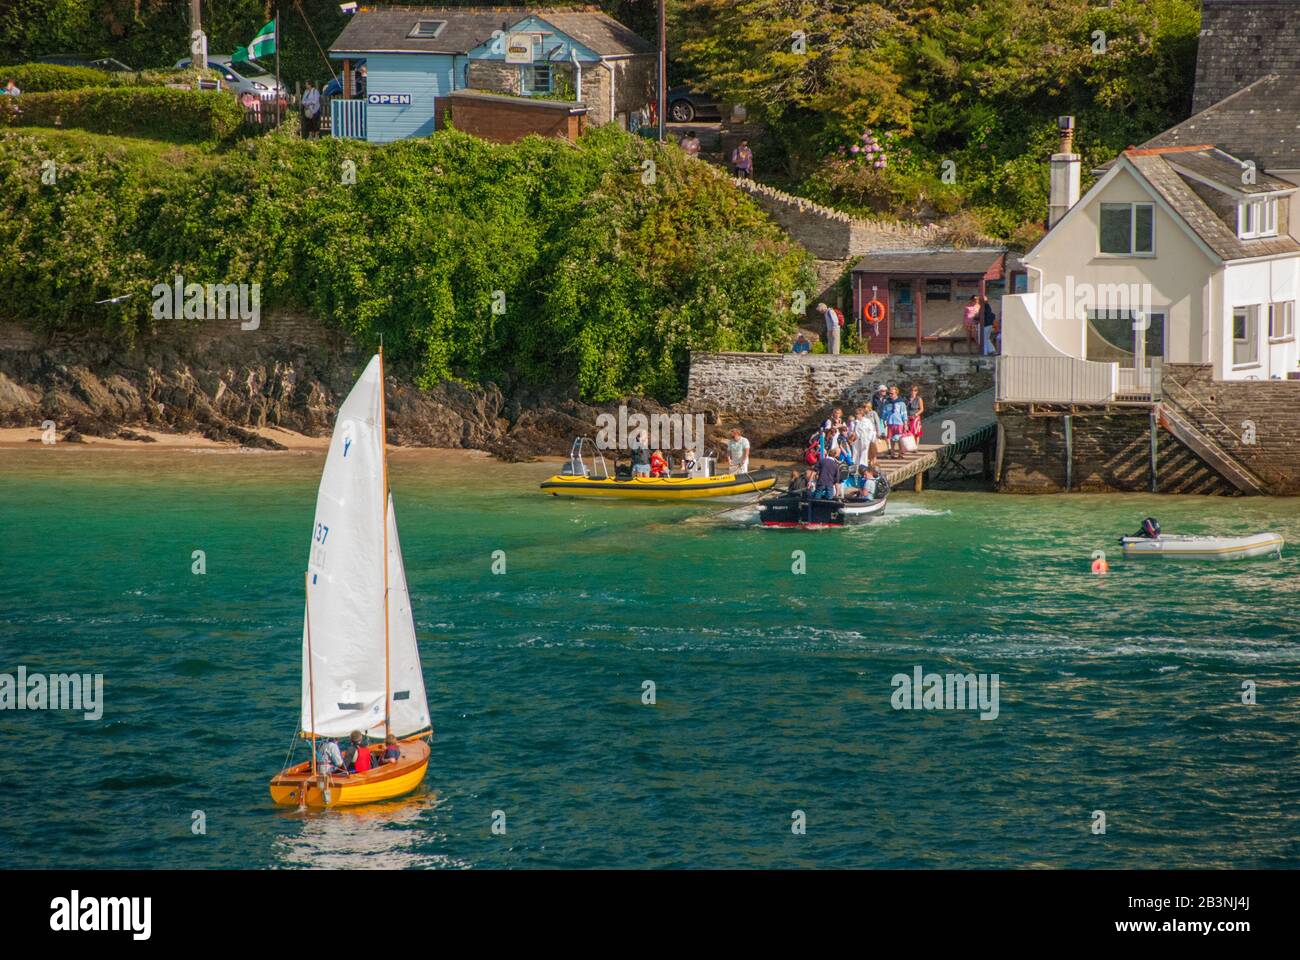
[{"xmin": 875, "ymin": 389, "xmax": 996, "ymax": 491}]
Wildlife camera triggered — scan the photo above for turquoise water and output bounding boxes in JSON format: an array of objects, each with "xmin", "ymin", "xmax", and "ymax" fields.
[{"xmin": 2, "ymin": 446, "xmax": 1298, "ymax": 868}]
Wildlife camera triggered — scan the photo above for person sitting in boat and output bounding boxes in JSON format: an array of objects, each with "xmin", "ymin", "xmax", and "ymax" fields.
[
  {"xmin": 1132, "ymin": 517, "xmax": 1161, "ymax": 539},
  {"xmin": 868, "ymin": 467, "xmax": 889, "ymax": 501},
  {"xmin": 316, "ymin": 737, "xmax": 345, "ymax": 776},
  {"xmin": 649, "ymin": 449, "xmax": 668, "ymax": 477},
  {"xmin": 378, "ymin": 733, "xmax": 401, "ymax": 765},
  {"xmin": 682, "ymin": 448, "xmax": 698, "ymax": 475},
  {"xmin": 344, "ymin": 730, "xmax": 373, "ymax": 773},
  {"xmin": 629, "ymin": 432, "xmax": 651, "ymax": 477}
]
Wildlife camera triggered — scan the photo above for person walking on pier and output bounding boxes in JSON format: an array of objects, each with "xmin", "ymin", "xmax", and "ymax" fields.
[
  {"xmin": 907, "ymin": 384, "xmax": 925, "ymax": 442},
  {"xmin": 849, "ymin": 403, "xmax": 878, "ymax": 468},
  {"xmin": 883, "ymin": 385, "xmax": 909, "ymax": 459}
]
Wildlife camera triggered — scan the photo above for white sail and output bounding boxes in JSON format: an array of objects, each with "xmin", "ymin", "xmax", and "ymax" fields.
[
  {"xmin": 386, "ymin": 495, "xmax": 431, "ymax": 737},
  {"xmin": 301, "ymin": 355, "xmax": 389, "ymax": 738}
]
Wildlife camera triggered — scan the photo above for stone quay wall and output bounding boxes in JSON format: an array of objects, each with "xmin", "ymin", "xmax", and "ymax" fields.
[{"xmin": 686, "ymin": 351, "xmax": 993, "ymax": 421}]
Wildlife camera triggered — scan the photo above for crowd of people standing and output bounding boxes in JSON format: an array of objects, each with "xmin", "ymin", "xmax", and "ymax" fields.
[{"xmin": 791, "ymin": 383, "xmax": 925, "ymax": 500}]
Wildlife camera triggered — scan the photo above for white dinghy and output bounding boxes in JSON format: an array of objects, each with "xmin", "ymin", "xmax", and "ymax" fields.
[{"xmin": 1120, "ymin": 532, "xmax": 1283, "ymax": 560}]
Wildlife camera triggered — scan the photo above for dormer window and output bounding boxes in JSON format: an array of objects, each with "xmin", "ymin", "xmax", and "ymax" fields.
[
  {"xmin": 1238, "ymin": 198, "xmax": 1278, "ymax": 239},
  {"xmin": 408, "ymin": 20, "xmax": 446, "ymax": 39}
]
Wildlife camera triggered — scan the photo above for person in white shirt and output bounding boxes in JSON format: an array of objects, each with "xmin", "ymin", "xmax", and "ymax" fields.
[
  {"xmin": 301, "ymin": 80, "xmax": 321, "ymax": 138},
  {"xmin": 850, "ymin": 402, "xmax": 878, "ymax": 468},
  {"xmin": 726, "ymin": 428, "xmax": 750, "ymax": 474}
]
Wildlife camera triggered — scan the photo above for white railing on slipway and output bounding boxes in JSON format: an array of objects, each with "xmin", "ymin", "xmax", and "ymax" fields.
[
  {"xmin": 331, "ymin": 98, "xmax": 366, "ymax": 140},
  {"xmin": 996, "ymin": 355, "xmax": 1123, "ymax": 403}
]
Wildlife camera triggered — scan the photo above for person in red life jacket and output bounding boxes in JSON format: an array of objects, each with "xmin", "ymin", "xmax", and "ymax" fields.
[
  {"xmin": 649, "ymin": 449, "xmax": 668, "ymax": 477},
  {"xmin": 345, "ymin": 730, "xmax": 373, "ymax": 773}
]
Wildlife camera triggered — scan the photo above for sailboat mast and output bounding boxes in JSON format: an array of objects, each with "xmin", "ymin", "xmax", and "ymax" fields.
[
  {"xmin": 305, "ymin": 571, "xmax": 317, "ymax": 776},
  {"xmin": 380, "ymin": 345, "xmax": 392, "ymax": 741}
]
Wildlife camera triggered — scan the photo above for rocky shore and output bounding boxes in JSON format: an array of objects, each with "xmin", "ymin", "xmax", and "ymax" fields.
[{"xmin": 0, "ymin": 317, "xmax": 791, "ymax": 460}]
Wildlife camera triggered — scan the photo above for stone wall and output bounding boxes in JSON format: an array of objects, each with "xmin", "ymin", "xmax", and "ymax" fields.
[
  {"xmin": 996, "ymin": 406, "xmax": 1235, "ymax": 495},
  {"xmin": 1162, "ymin": 363, "xmax": 1300, "ymax": 494},
  {"xmin": 686, "ymin": 351, "xmax": 993, "ymax": 420},
  {"xmin": 466, "ymin": 61, "xmax": 521, "ymax": 96},
  {"xmin": 997, "ymin": 364, "xmax": 1300, "ymax": 495},
  {"xmin": 733, "ymin": 180, "xmax": 945, "ymax": 261}
]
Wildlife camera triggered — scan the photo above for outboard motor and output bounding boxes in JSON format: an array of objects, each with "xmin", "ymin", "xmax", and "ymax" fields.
[{"xmin": 1137, "ymin": 517, "xmax": 1161, "ymax": 539}]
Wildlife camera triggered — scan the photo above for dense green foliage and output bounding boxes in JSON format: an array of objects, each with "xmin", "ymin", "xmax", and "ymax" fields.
[
  {"xmin": 0, "ymin": 87, "xmax": 246, "ymax": 143},
  {"xmin": 0, "ymin": 125, "xmax": 810, "ymax": 401},
  {"xmin": 0, "ymin": 2, "xmax": 648, "ymax": 91},
  {"xmin": 0, "ymin": 62, "xmax": 112, "ymax": 91},
  {"xmin": 676, "ymin": 0, "xmax": 1201, "ymax": 239}
]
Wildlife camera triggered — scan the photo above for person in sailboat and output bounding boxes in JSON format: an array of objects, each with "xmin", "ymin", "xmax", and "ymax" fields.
[
  {"xmin": 378, "ymin": 733, "xmax": 401, "ymax": 765},
  {"xmin": 344, "ymin": 730, "xmax": 373, "ymax": 773},
  {"xmin": 316, "ymin": 737, "xmax": 345, "ymax": 776}
]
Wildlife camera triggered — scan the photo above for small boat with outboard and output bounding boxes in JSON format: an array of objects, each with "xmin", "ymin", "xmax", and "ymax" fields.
[
  {"xmin": 758, "ymin": 492, "xmax": 888, "ymax": 528},
  {"xmin": 540, "ymin": 438, "xmax": 776, "ymax": 501},
  {"xmin": 1119, "ymin": 517, "xmax": 1284, "ymax": 560}
]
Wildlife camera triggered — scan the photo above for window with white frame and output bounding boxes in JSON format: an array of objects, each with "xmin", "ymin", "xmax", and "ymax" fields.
[
  {"xmin": 1237, "ymin": 197, "xmax": 1278, "ymax": 239},
  {"xmin": 408, "ymin": 20, "xmax": 446, "ymax": 39},
  {"xmin": 1233, "ymin": 305, "xmax": 1260, "ymax": 365},
  {"xmin": 1269, "ymin": 300, "xmax": 1295, "ymax": 341},
  {"xmin": 1099, "ymin": 203, "xmax": 1155, "ymax": 255}
]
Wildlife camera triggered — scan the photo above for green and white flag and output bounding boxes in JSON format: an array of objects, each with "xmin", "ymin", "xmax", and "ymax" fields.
[{"xmin": 231, "ymin": 20, "xmax": 276, "ymax": 64}]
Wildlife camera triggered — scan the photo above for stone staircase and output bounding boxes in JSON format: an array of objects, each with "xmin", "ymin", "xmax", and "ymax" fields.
[{"xmin": 1157, "ymin": 401, "xmax": 1267, "ymax": 495}]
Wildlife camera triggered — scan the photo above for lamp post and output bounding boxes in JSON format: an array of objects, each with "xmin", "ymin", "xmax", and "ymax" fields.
[{"xmin": 657, "ymin": 0, "xmax": 666, "ymax": 142}]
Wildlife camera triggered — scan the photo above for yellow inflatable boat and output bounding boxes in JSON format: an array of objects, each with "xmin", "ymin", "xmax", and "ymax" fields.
[{"xmin": 541, "ymin": 438, "xmax": 776, "ymax": 501}]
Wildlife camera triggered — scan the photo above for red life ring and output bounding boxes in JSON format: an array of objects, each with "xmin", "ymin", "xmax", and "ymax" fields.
[{"xmin": 864, "ymin": 299, "xmax": 887, "ymax": 323}]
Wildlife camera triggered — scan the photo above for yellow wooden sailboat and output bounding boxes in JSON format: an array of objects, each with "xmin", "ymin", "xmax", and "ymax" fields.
[{"xmin": 269, "ymin": 350, "xmax": 433, "ymax": 808}]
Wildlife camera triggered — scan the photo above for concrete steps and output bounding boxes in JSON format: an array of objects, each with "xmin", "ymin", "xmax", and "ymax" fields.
[{"xmin": 1157, "ymin": 402, "xmax": 1267, "ymax": 495}]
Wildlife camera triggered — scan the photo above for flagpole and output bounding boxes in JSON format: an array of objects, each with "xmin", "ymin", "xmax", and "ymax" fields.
[{"xmin": 275, "ymin": 7, "xmax": 282, "ymax": 126}]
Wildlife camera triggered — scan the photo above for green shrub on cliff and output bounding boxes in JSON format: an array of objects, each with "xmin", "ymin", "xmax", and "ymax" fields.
[
  {"xmin": 0, "ymin": 125, "xmax": 812, "ymax": 402},
  {"xmin": 0, "ymin": 87, "xmax": 245, "ymax": 143}
]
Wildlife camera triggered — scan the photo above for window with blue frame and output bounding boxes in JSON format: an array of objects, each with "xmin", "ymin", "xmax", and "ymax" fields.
[{"xmin": 524, "ymin": 62, "xmax": 552, "ymax": 94}]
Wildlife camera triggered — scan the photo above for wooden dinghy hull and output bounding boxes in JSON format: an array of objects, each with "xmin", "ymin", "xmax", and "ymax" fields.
[
  {"xmin": 270, "ymin": 738, "xmax": 430, "ymax": 808},
  {"xmin": 1120, "ymin": 532, "xmax": 1284, "ymax": 560},
  {"xmin": 540, "ymin": 469, "xmax": 776, "ymax": 501}
]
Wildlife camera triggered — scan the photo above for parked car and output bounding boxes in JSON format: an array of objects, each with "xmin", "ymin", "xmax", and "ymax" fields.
[
  {"xmin": 174, "ymin": 55, "xmax": 285, "ymax": 98},
  {"xmin": 667, "ymin": 85, "xmax": 721, "ymax": 123},
  {"xmin": 35, "ymin": 54, "xmax": 134, "ymax": 72},
  {"xmin": 322, "ymin": 60, "xmax": 365, "ymax": 98}
]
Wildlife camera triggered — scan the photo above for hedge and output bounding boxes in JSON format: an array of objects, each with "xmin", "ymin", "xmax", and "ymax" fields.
[
  {"xmin": 0, "ymin": 62, "xmax": 112, "ymax": 92},
  {"xmin": 0, "ymin": 87, "xmax": 246, "ymax": 143},
  {"xmin": 0, "ymin": 63, "xmax": 226, "ymax": 93}
]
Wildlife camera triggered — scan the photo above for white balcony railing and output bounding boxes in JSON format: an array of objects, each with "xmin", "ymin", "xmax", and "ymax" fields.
[{"xmin": 996, "ymin": 355, "xmax": 1118, "ymax": 403}]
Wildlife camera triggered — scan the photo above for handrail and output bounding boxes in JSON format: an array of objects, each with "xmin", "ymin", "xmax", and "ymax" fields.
[{"xmin": 1161, "ymin": 377, "xmax": 1292, "ymax": 488}]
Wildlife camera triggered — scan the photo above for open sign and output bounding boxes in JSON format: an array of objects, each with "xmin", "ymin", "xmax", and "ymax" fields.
[{"xmin": 368, "ymin": 93, "xmax": 412, "ymax": 105}]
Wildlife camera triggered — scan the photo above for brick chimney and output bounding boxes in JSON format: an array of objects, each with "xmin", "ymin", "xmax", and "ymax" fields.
[{"xmin": 1048, "ymin": 116, "xmax": 1080, "ymax": 229}]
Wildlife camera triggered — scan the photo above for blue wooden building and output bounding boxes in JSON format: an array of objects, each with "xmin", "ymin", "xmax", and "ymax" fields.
[{"xmin": 328, "ymin": 6, "xmax": 656, "ymax": 143}]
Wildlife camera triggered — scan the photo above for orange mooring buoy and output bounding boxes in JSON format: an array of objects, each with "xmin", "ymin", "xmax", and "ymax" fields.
[{"xmin": 1091, "ymin": 556, "xmax": 1109, "ymax": 574}]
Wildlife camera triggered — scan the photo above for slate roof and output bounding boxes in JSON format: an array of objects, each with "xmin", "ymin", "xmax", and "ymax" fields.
[
  {"xmin": 1124, "ymin": 149, "xmax": 1300, "ymax": 261},
  {"xmin": 851, "ymin": 248, "xmax": 1007, "ymax": 276},
  {"xmin": 330, "ymin": 6, "xmax": 652, "ymax": 57},
  {"xmin": 1161, "ymin": 145, "xmax": 1295, "ymax": 195},
  {"xmin": 1192, "ymin": 0, "xmax": 1300, "ymax": 113},
  {"xmin": 1141, "ymin": 75, "xmax": 1300, "ymax": 171}
]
